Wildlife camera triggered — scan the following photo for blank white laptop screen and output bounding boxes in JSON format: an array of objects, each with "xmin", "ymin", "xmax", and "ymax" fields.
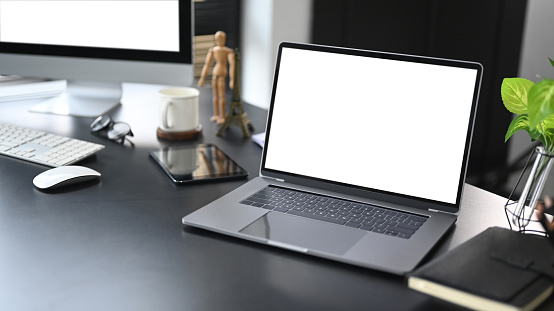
[{"xmin": 264, "ymin": 48, "xmax": 479, "ymax": 205}]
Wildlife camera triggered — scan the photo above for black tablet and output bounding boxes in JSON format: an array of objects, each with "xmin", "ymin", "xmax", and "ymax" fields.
[{"xmin": 149, "ymin": 144, "xmax": 248, "ymax": 184}]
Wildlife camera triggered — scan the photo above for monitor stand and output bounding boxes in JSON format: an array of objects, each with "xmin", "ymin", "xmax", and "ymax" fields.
[{"xmin": 29, "ymin": 80, "xmax": 122, "ymax": 118}]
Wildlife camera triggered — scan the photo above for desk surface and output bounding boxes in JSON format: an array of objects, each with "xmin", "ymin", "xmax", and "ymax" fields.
[{"xmin": 0, "ymin": 84, "xmax": 551, "ymax": 311}]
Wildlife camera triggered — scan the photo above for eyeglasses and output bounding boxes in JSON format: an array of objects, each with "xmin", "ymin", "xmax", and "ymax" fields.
[{"xmin": 90, "ymin": 115, "xmax": 134, "ymax": 144}]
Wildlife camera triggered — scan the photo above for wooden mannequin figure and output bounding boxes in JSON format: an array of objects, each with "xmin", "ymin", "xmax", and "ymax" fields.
[
  {"xmin": 198, "ymin": 31, "xmax": 235, "ymax": 125},
  {"xmin": 216, "ymin": 48, "xmax": 254, "ymax": 138}
]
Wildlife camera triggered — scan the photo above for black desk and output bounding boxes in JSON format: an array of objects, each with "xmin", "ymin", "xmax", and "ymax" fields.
[{"xmin": 0, "ymin": 84, "xmax": 551, "ymax": 311}]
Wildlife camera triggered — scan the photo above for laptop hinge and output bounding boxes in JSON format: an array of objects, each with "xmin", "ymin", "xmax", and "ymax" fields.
[
  {"xmin": 262, "ymin": 175, "xmax": 285, "ymax": 182},
  {"xmin": 428, "ymin": 208, "xmax": 455, "ymax": 215}
]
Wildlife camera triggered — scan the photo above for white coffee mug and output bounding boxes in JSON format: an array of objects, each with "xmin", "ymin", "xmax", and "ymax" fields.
[{"xmin": 159, "ymin": 87, "xmax": 200, "ymax": 132}]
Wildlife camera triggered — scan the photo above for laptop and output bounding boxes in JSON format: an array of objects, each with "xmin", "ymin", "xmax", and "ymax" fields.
[{"xmin": 183, "ymin": 42, "xmax": 482, "ymax": 275}]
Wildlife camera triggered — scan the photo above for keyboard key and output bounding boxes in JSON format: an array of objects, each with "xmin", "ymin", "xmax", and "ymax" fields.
[
  {"xmin": 397, "ymin": 222, "xmax": 419, "ymax": 231},
  {"xmin": 372, "ymin": 228, "xmax": 386, "ymax": 234},
  {"xmin": 386, "ymin": 225, "xmax": 415, "ymax": 235},
  {"xmin": 252, "ymin": 193, "xmax": 271, "ymax": 200},
  {"xmin": 397, "ymin": 233, "xmax": 412, "ymax": 239},
  {"xmin": 1, "ymin": 141, "xmax": 18, "ymax": 147},
  {"xmin": 408, "ymin": 215, "xmax": 428, "ymax": 222}
]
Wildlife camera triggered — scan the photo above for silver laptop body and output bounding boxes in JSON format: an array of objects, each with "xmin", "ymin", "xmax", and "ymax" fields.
[{"xmin": 183, "ymin": 42, "xmax": 482, "ymax": 275}]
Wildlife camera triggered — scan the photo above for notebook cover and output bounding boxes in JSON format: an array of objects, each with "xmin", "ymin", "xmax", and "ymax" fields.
[{"xmin": 408, "ymin": 227, "xmax": 554, "ymax": 309}]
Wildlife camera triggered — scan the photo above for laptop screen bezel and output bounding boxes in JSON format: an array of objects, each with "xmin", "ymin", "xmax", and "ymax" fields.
[{"xmin": 260, "ymin": 42, "xmax": 482, "ymax": 214}]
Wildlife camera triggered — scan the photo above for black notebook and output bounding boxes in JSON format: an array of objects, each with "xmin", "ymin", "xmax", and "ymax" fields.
[{"xmin": 407, "ymin": 227, "xmax": 554, "ymax": 311}]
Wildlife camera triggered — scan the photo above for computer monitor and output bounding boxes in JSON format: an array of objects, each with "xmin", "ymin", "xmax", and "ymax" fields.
[{"xmin": 0, "ymin": 0, "xmax": 193, "ymax": 117}]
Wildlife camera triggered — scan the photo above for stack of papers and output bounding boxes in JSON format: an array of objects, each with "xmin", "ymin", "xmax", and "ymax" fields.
[
  {"xmin": 0, "ymin": 75, "xmax": 66, "ymax": 102},
  {"xmin": 252, "ymin": 132, "xmax": 265, "ymax": 148}
]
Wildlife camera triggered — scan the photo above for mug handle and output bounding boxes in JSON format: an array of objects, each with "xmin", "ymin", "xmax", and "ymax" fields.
[{"xmin": 162, "ymin": 100, "xmax": 173, "ymax": 128}]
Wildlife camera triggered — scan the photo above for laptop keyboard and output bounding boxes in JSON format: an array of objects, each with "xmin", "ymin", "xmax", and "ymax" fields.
[{"xmin": 240, "ymin": 186, "xmax": 428, "ymax": 239}]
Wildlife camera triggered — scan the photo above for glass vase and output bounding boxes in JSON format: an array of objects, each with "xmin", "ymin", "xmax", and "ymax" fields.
[{"xmin": 512, "ymin": 146, "xmax": 554, "ymax": 228}]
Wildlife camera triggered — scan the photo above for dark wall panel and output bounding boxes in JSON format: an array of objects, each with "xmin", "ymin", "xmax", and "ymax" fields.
[{"xmin": 195, "ymin": 0, "xmax": 241, "ymax": 49}]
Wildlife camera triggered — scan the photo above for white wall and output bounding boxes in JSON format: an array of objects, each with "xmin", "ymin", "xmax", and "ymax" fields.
[
  {"xmin": 508, "ymin": 0, "xmax": 554, "ymax": 163},
  {"xmin": 518, "ymin": 0, "xmax": 554, "ymax": 83},
  {"xmin": 240, "ymin": 0, "xmax": 313, "ymax": 109}
]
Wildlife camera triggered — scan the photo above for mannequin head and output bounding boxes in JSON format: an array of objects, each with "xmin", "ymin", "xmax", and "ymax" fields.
[{"xmin": 215, "ymin": 31, "xmax": 226, "ymax": 47}]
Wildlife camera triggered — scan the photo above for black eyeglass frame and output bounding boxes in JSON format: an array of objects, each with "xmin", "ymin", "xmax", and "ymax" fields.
[{"xmin": 90, "ymin": 115, "xmax": 134, "ymax": 145}]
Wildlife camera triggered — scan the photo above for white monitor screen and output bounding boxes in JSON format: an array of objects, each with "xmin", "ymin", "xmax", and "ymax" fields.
[{"xmin": 0, "ymin": 0, "xmax": 179, "ymax": 52}]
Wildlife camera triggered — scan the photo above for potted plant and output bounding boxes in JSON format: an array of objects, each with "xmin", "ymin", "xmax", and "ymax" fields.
[{"xmin": 501, "ymin": 58, "xmax": 554, "ymax": 228}]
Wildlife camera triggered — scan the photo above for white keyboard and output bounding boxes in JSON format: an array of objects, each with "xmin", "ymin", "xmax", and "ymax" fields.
[{"xmin": 0, "ymin": 122, "xmax": 105, "ymax": 167}]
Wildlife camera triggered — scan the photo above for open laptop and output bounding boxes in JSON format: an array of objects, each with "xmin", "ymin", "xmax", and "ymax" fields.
[{"xmin": 183, "ymin": 42, "xmax": 482, "ymax": 275}]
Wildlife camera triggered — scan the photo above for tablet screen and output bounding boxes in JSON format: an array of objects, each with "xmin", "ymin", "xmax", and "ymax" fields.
[{"xmin": 150, "ymin": 144, "xmax": 248, "ymax": 184}]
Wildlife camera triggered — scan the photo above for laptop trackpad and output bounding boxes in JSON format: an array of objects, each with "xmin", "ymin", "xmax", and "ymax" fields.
[{"xmin": 239, "ymin": 212, "xmax": 366, "ymax": 255}]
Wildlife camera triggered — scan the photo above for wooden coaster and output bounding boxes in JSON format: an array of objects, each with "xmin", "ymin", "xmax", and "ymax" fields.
[{"xmin": 157, "ymin": 124, "xmax": 202, "ymax": 140}]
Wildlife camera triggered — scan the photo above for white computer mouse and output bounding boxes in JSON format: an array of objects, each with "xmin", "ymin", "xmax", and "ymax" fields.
[{"xmin": 33, "ymin": 165, "xmax": 101, "ymax": 189}]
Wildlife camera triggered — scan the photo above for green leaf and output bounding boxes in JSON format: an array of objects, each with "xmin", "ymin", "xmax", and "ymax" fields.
[
  {"xmin": 505, "ymin": 115, "xmax": 531, "ymax": 142},
  {"xmin": 540, "ymin": 128, "xmax": 554, "ymax": 150},
  {"xmin": 536, "ymin": 116, "xmax": 554, "ymax": 143},
  {"xmin": 549, "ymin": 57, "xmax": 554, "ymax": 68},
  {"xmin": 505, "ymin": 114, "xmax": 544, "ymax": 142},
  {"xmin": 530, "ymin": 124, "xmax": 542, "ymax": 141},
  {"xmin": 542, "ymin": 114, "xmax": 554, "ymax": 130},
  {"xmin": 501, "ymin": 78, "xmax": 534, "ymax": 114},
  {"xmin": 528, "ymin": 79, "xmax": 554, "ymax": 128}
]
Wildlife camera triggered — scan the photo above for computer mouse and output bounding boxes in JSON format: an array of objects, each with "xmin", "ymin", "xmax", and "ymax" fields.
[{"xmin": 33, "ymin": 165, "xmax": 101, "ymax": 190}]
